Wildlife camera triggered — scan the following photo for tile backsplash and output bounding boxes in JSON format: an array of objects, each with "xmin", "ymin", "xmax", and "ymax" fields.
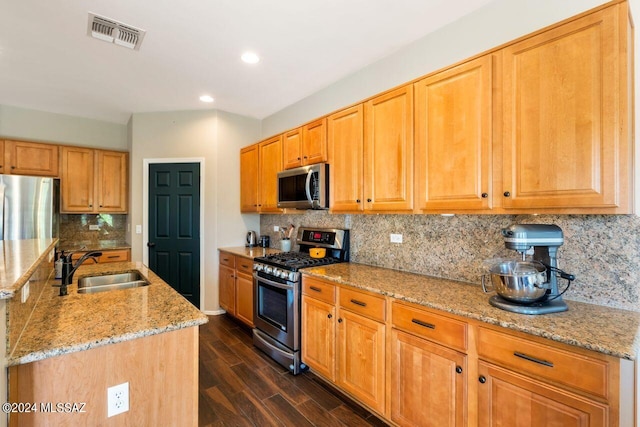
[{"xmin": 261, "ymin": 213, "xmax": 640, "ymax": 312}]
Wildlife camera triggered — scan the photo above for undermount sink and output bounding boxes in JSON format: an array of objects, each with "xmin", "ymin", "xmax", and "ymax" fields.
[{"xmin": 77, "ymin": 271, "xmax": 149, "ymax": 294}]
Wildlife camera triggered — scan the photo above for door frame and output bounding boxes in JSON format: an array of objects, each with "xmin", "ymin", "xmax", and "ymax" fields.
[{"xmin": 143, "ymin": 157, "xmax": 205, "ymax": 309}]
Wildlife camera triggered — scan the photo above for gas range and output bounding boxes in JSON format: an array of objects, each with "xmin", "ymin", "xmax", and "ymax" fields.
[{"xmin": 252, "ymin": 227, "xmax": 349, "ymax": 375}]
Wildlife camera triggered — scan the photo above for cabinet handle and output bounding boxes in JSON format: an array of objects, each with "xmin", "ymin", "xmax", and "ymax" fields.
[
  {"xmin": 456, "ymin": 366, "xmax": 463, "ymax": 374},
  {"xmin": 297, "ymin": 157, "xmax": 301, "ymax": 160},
  {"xmin": 503, "ymin": 191, "xmax": 511, "ymax": 197},
  {"xmin": 338, "ymin": 318, "xmax": 343, "ymax": 323},
  {"xmin": 479, "ymin": 376, "xmax": 486, "ymax": 384},
  {"xmin": 327, "ymin": 313, "xmax": 332, "ymax": 319},
  {"xmin": 303, "ymin": 156, "xmax": 308, "ymax": 159},
  {"xmin": 241, "ymin": 264, "xmax": 249, "ymax": 269},
  {"xmin": 107, "ymin": 255, "xmax": 119, "ymax": 259},
  {"xmin": 411, "ymin": 318, "xmax": 435, "ymax": 329},
  {"xmin": 11, "ymin": 166, "xmax": 15, "ymax": 170},
  {"xmin": 513, "ymin": 352, "xmax": 554, "ymax": 368},
  {"xmin": 367, "ymin": 198, "xmax": 372, "ymax": 202},
  {"xmin": 481, "ymin": 193, "xmax": 488, "ymax": 198},
  {"xmin": 349, "ymin": 299, "xmax": 367, "ymax": 307},
  {"xmin": 356, "ymin": 199, "xmax": 361, "ymax": 203},
  {"xmin": 309, "ymin": 286, "xmax": 322, "ymax": 293}
]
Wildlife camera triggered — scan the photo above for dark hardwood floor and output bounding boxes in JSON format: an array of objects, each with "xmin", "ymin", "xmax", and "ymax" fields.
[{"xmin": 199, "ymin": 314, "xmax": 389, "ymax": 427}]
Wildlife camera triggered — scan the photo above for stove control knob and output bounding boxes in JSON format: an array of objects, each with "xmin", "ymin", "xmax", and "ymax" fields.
[
  {"xmin": 289, "ymin": 272, "xmax": 297, "ymax": 282},
  {"xmin": 279, "ymin": 270, "xmax": 288, "ymax": 279},
  {"xmin": 255, "ymin": 264, "xmax": 263, "ymax": 272},
  {"xmin": 264, "ymin": 266, "xmax": 273, "ymax": 274}
]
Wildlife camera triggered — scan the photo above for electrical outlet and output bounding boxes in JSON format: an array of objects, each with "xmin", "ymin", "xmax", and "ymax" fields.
[
  {"xmin": 107, "ymin": 382, "xmax": 129, "ymax": 417},
  {"xmin": 390, "ymin": 233, "xmax": 403, "ymax": 243},
  {"xmin": 20, "ymin": 282, "xmax": 29, "ymax": 304},
  {"xmin": 273, "ymin": 226, "xmax": 280, "ymax": 232},
  {"xmin": 89, "ymin": 224, "xmax": 100, "ymax": 231}
]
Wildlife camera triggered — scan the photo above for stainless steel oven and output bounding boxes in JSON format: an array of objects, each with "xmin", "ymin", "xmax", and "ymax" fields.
[{"xmin": 253, "ymin": 227, "xmax": 349, "ymax": 375}]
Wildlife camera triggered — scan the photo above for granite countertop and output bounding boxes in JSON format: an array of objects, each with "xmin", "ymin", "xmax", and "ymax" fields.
[
  {"xmin": 0, "ymin": 238, "xmax": 58, "ymax": 299},
  {"xmin": 219, "ymin": 246, "xmax": 282, "ymax": 258},
  {"xmin": 302, "ymin": 263, "xmax": 640, "ymax": 360},
  {"xmin": 8, "ymin": 261, "xmax": 208, "ymax": 366},
  {"xmin": 56, "ymin": 240, "xmax": 131, "ymax": 252}
]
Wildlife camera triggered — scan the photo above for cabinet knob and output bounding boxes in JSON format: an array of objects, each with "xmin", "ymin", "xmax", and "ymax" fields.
[
  {"xmin": 478, "ymin": 376, "xmax": 486, "ymax": 384},
  {"xmin": 303, "ymin": 156, "xmax": 308, "ymax": 159},
  {"xmin": 481, "ymin": 193, "xmax": 488, "ymax": 198},
  {"xmin": 367, "ymin": 198, "xmax": 372, "ymax": 203},
  {"xmin": 11, "ymin": 166, "xmax": 15, "ymax": 170},
  {"xmin": 503, "ymin": 191, "xmax": 511, "ymax": 197},
  {"xmin": 356, "ymin": 199, "xmax": 361, "ymax": 203},
  {"xmin": 338, "ymin": 318, "xmax": 343, "ymax": 323},
  {"xmin": 297, "ymin": 157, "xmax": 301, "ymax": 160},
  {"xmin": 455, "ymin": 366, "xmax": 463, "ymax": 374},
  {"xmin": 327, "ymin": 313, "xmax": 332, "ymax": 319}
]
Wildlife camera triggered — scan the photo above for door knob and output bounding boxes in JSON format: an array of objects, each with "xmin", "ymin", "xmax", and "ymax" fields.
[{"xmin": 147, "ymin": 242, "xmax": 156, "ymax": 248}]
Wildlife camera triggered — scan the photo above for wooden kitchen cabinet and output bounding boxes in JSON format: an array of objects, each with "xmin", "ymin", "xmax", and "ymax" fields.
[
  {"xmin": 501, "ymin": 2, "xmax": 632, "ymax": 213},
  {"xmin": 218, "ymin": 251, "xmax": 254, "ymax": 326},
  {"xmin": 363, "ymin": 85, "xmax": 414, "ymax": 212},
  {"xmin": 390, "ymin": 302, "xmax": 468, "ymax": 426},
  {"xmin": 302, "ymin": 276, "xmax": 386, "ymax": 415},
  {"xmin": 328, "ymin": 104, "xmax": 365, "ymax": 212},
  {"xmin": 2, "ymin": 140, "xmax": 59, "ymax": 177},
  {"xmin": 414, "ymin": 55, "xmax": 493, "ymax": 212},
  {"xmin": 283, "ymin": 118, "xmax": 328, "ymax": 169},
  {"xmin": 60, "ymin": 147, "xmax": 128, "ymax": 213},
  {"xmin": 240, "ymin": 144, "xmax": 260, "ymax": 212},
  {"xmin": 476, "ymin": 325, "xmax": 618, "ymax": 427},
  {"xmin": 70, "ymin": 249, "xmax": 130, "ymax": 263},
  {"xmin": 258, "ymin": 135, "xmax": 283, "ymax": 213}
]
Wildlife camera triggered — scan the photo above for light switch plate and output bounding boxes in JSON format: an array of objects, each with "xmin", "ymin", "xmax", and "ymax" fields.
[{"xmin": 89, "ymin": 224, "xmax": 100, "ymax": 231}]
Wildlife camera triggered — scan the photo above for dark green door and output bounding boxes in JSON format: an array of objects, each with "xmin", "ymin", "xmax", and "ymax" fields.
[{"xmin": 148, "ymin": 163, "xmax": 201, "ymax": 308}]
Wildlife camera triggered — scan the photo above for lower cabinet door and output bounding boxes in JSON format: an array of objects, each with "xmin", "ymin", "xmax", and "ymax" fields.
[
  {"xmin": 478, "ymin": 361, "xmax": 608, "ymax": 427},
  {"xmin": 337, "ymin": 309, "xmax": 385, "ymax": 414},
  {"xmin": 301, "ymin": 296, "xmax": 336, "ymax": 381},
  {"xmin": 391, "ymin": 329, "xmax": 467, "ymax": 426},
  {"xmin": 235, "ymin": 272, "xmax": 254, "ymax": 327},
  {"xmin": 218, "ymin": 264, "xmax": 235, "ymax": 315}
]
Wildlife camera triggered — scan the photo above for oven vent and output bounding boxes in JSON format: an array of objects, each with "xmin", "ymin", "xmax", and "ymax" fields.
[{"xmin": 87, "ymin": 13, "xmax": 146, "ymax": 50}]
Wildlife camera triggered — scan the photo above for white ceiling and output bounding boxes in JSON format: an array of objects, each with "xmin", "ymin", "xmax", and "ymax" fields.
[{"xmin": 0, "ymin": 0, "xmax": 494, "ymax": 124}]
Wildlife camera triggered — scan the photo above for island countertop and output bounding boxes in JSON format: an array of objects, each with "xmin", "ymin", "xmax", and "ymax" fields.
[
  {"xmin": 0, "ymin": 238, "xmax": 57, "ymax": 299},
  {"xmin": 8, "ymin": 261, "xmax": 208, "ymax": 366},
  {"xmin": 302, "ymin": 262, "xmax": 640, "ymax": 360}
]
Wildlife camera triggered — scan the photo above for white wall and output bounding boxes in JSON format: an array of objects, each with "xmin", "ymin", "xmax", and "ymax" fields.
[
  {"xmin": 129, "ymin": 109, "xmax": 260, "ymax": 312},
  {"xmin": 261, "ymin": 0, "xmax": 615, "ymax": 137},
  {"xmin": 0, "ymin": 105, "xmax": 127, "ymax": 150}
]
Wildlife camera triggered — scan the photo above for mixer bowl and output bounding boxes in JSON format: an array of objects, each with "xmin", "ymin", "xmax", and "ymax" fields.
[{"xmin": 484, "ymin": 260, "xmax": 549, "ymax": 303}]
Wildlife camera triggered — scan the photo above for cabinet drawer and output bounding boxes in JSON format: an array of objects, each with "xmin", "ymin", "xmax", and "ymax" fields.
[
  {"xmin": 219, "ymin": 252, "xmax": 235, "ymax": 268},
  {"xmin": 339, "ymin": 287, "xmax": 385, "ymax": 322},
  {"xmin": 99, "ymin": 249, "xmax": 130, "ymax": 263},
  {"xmin": 392, "ymin": 302, "xmax": 467, "ymax": 352},
  {"xmin": 236, "ymin": 256, "xmax": 253, "ymax": 275},
  {"xmin": 477, "ymin": 327, "xmax": 610, "ymax": 399},
  {"xmin": 302, "ymin": 277, "xmax": 335, "ymax": 304}
]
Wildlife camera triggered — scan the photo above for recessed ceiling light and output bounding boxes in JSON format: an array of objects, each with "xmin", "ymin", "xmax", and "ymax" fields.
[
  {"xmin": 199, "ymin": 95, "xmax": 214, "ymax": 103},
  {"xmin": 241, "ymin": 52, "xmax": 260, "ymax": 64}
]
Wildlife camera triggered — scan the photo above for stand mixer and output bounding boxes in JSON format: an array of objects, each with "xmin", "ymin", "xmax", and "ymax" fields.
[{"xmin": 486, "ymin": 224, "xmax": 575, "ymax": 315}]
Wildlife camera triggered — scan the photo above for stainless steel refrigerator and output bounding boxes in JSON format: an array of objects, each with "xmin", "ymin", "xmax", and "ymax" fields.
[{"xmin": 0, "ymin": 174, "xmax": 59, "ymax": 240}]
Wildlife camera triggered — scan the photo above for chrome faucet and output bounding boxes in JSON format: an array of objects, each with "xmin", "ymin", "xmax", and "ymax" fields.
[{"xmin": 56, "ymin": 251, "xmax": 103, "ymax": 296}]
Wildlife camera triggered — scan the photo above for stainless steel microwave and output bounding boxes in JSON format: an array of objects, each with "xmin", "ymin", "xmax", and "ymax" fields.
[{"xmin": 277, "ymin": 163, "xmax": 329, "ymax": 210}]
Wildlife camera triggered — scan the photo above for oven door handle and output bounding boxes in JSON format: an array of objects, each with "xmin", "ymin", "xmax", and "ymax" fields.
[{"xmin": 254, "ymin": 273, "xmax": 295, "ymax": 290}]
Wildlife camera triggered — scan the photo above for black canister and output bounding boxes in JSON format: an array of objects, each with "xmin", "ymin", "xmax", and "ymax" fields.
[{"xmin": 259, "ymin": 235, "xmax": 270, "ymax": 248}]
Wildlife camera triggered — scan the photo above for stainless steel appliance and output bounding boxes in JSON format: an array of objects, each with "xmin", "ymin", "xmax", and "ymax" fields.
[
  {"xmin": 482, "ymin": 224, "xmax": 575, "ymax": 315},
  {"xmin": 253, "ymin": 227, "xmax": 349, "ymax": 374},
  {"xmin": 277, "ymin": 163, "xmax": 329, "ymax": 210},
  {"xmin": 0, "ymin": 175, "xmax": 59, "ymax": 240},
  {"xmin": 246, "ymin": 231, "xmax": 258, "ymax": 247}
]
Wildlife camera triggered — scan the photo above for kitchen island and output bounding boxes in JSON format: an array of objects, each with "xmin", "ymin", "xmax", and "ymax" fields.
[{"xmin": 4, "ymin": 241, "xmax": 207, "ymax": 426}]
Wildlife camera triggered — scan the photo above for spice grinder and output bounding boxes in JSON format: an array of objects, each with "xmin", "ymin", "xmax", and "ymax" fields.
[{"xmin": 482, "ymin": 224, "xmax": 575, "ymax": 315}]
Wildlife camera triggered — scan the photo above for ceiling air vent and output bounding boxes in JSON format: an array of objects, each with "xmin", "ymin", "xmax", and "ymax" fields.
[{"xmin": 87, "ymin": 13, "xmax": 146, "ymax": 50}]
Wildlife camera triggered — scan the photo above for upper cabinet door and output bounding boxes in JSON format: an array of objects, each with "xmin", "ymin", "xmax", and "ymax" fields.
[
  {"xmin": 502, "ymin": 4, "xmax": 631, "ymax": 212},
  {"xmin": 258, "ymin": 135, "xmax": 283, "ymax": 213},
  {"xmin": 364, "ymin": 86, "xmax": 414, "ymax": 212},
  {"xmin": 302, "ymin": 118, "xmax": 327, "ymax": 166},
  {"xmin": 97, "ymin": 150, "xmax": 128, "ymax": 213},
  {"xmin": 240, "ymin": 144, "xmax": 260, "ymax": 212},
  {"xmin": 414, "ymin": 55, "xmax": 493, "ymax": 212},
  {"xmin": 61, "ymin": 146, "xmax": 95, "ymax": 213},
  {"xmin": 5, "ymin": 140, "xmax": 59, "ymax": 177},
  {"xmin": 283, "ymin": 128, "xmax": 303, "ymax": 170},
  {"xmin": 328, "ymin": 105, "xmax": 364, "ymax": 213}
]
